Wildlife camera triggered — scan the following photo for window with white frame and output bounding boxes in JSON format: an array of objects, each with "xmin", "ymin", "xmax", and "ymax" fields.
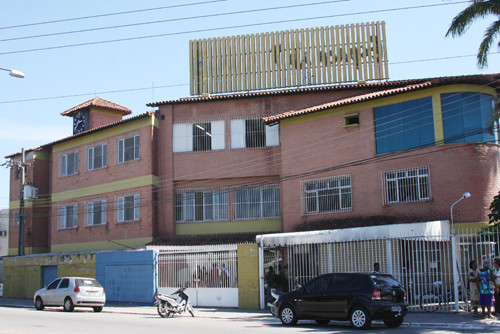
[
  {"xmin": 175, "ymin": 189, "xmax": 228, "ymax": 222},
  {"xmin": 384, "ymin": 166, "xmax": 430, "ymax": 204},
  {"xmin": 117, "ymin": 194, "xmax": 140, "ymax": 222},
  {"xmin": 60, "ymin": 151, "xmax": 78, "ymax": 176},
  {"xmin": 231, "ymin": 118, "xmax": 279, "ymax": 149},
  {"xmin": 118, "ymin": 135, "xmax": 139, "ymax": 163},
  {"xmin": 59, "ymin": 204, "xmax": 78, "ymax": 229},
  {"xmin": 303, "ymin": 175, "xmax": 352, "ymax": 214},
  {"xmin": 86, "ymin": 199, "xmax": 107, "ymax": 226},
  {"xmin": 173, "ymin": 121, "xmax": 225, "ymax": 152},
  {"xmin": 234, "ymin": 186, "xmax": 280, "ymax": 220},
  {"xmin": 88, "ymin": 143, "xmax": 107, "ymax": 170}
]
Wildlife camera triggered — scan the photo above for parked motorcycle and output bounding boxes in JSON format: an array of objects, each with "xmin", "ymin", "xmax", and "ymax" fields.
[{"xmin": 155, "ymin": 287, "xmax": 195, "ymax": 318}]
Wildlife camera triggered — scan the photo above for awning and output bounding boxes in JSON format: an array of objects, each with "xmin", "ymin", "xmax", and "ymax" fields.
[{"xmin": 256, "ymin": 220, "xmax": 450, "ymax": 247}]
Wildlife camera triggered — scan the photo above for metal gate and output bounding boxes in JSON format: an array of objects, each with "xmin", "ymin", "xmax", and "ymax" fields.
[
  {"xmin": 150, "ymin": 244, "xmax": 238, "ymax": 307},
  {"xmin": 259, "ymin": 225, "xmax": 500, "ymax": 312}
]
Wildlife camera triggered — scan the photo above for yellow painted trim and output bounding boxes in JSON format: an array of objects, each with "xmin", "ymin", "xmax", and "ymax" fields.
[
  {"xmin": 432, "ymin": 93, "xmax": 444, "ymax": 145},
  {"xmin": 176, "ymin": 219, "xmax": 281, "ymax": 235},
  {"xmin": 50, "ymin": 237, "xmax": 153, "ymax": 252},
  {"xmin": 7, "ymin": 247, "xmax": 50, "ymax": 255},
  {"xmin": 33, "ymin": 151, "xmax": 51, "ymax": 161},
  {"xmin": 282, "ymin": 84, "xmax": 497, "ymax": 126},
  {"xmin": 52, "ymin": 174, "xmax": 160, "ymax": 202},
  {"xmin": 90, "ymin": 107, "xmax": 124, "ymax": 116},
  {"xmin": 53, "ymin": 116, "xmax": 157, "ymax": 152},
  {"xmin": 9, "ymin": 198, "xmax": 51, "ymax": 209},
  {"xmin": 455, "ymin": 221, "xmax": 490, "ymax": 233}
]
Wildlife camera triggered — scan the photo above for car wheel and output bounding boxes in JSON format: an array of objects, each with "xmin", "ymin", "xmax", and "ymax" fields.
[
  {"xmin": 34, "ymin": 297, "xmax": 44, "ymax": 311},
  {"xmin": 93, "ymin": 306, "xmax": 103, "ymax": 312},
  {"xmin": 383, "ymin": 317, "xmax": 404, "ymax": 328},
  {"xmin": 279, "ymin": 305, "xmax": 298, "ymax": 326},
  {"xmin": 63, "ymin": 297, "xmax": 74, "ymax": 312},
  {"xmin": 350, "ymin": 306, "xmax": 371, "ymax": 329},
  {"xmin": 157, "ymin": 302, "xmax": 168, "ymax": 318},
  {"xmin": 315, "ymin": 320, "xmax": 330, "ymax": 325}
]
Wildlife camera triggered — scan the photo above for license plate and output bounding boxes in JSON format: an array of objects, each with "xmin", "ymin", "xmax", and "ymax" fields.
[{"xmin": 391, "ymin": 306, "xmax": 402, "ymax": 312}]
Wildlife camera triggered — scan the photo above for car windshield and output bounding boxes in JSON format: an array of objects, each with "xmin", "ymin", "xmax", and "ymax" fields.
[
  {"xmin": 76, "ymin": 278, "xmax": 102, "ymax": 288},
  {"xmin": 371, "ymin": 275, "xmax": 401, "ymax": 288}
]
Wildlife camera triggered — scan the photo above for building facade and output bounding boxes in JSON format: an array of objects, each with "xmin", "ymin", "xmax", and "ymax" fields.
[{"xmin": 5, "ymin": 74, "xmax": 500, "ymax": 254}]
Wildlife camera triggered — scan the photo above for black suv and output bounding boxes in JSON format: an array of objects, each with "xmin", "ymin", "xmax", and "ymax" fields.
[{"xmin": 272, "ymin": 273, "xmax": 407, "ymax": 329}]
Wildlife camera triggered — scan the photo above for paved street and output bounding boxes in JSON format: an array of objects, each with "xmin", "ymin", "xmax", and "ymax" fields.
[
  {"xmin": 0, "ymin": 306, "xmax": 497, "ymax": 334},
  {"xmin": 2, "ymin": 298, "xmax": 500, "ymax": 333}
]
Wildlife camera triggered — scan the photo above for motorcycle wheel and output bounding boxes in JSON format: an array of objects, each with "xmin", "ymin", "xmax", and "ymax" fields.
[
  {"xmin": 188, "ymin": 303, "xmax": 195, "ymax": 317},
  {"xmin": 157, "ymin": 302, "xmax": 169, "ymax": 318}
]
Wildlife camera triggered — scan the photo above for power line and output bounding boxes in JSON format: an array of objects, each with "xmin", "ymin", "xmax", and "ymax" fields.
[
  {"xmin": 0, "ymin": 50, "xmax": 497, "ymax": 105},
  {"xmin": 2, "ymin": 82, "xmax": 497, "ymax": 213},
  {"xmin": 0, "ymin": 1, "xmax": 349, "ymax": 42},
  {"xmin": 0, "ymin": 1, "xmax": 469, "ymax": 56},
  {"xmin": 0, "ymin": 0, "xmax": 227, "ymax": 30}
]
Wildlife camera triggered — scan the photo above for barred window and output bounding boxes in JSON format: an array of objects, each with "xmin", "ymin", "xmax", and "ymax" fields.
[
  {"xmin": 86, "ymin": 200, "xmax": 107, "ymax": 226},
  {"xmin": 59, "ymin": 204, "xmax": 78, "ymax": 229},
  {"xmin": 88, "ymin": 144, "xmax": 107, "ymax": 170},
  {"xmin": 173, "ymin": 121, "xmax": 225, "ymax": 152},
  {"xmin": 60, "ymin": 151, "xmax": 78, "ymax": 176},
  {"xmin": 302, "ymin": 175, "xmax": 352, "ymax": 214},
  {"xmin": 384, "ymin": 166, "xmax": 430, "ymax": 204},
  {"xmin": 234, "ymin": 186, "xmax": 280, "ymax": 220},
  {"xmin": 175, "ymin": 190, "xmax": 228, "ymax": 222},
  {"xmin": 231, "ymin": 118, "xmax": 279, "ymax": 149}
]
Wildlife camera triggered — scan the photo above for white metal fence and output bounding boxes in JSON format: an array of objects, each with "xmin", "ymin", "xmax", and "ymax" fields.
[
  {"xmin": 149, "ymin": 244, "xmax": 239, "ymax": 307},
  {"xmin": 262, "ymin": 228, "xmax": 500, "ymax": 312}
]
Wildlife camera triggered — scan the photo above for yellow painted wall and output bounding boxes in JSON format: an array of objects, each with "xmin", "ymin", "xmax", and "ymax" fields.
[
  {"xmin": 2, "ymin": 253, "xmax": 97, "ymax": 298},
  {"xmin": 176, "ymin": 220, "xmax": 281, "ymax": 235},
  {"xmin": 237, "ymin": 243, "xmax": 260, "ymax": 309},
  {"xmin": 50, "ymin": 237, "xmax": 152, "ymax": 253}
]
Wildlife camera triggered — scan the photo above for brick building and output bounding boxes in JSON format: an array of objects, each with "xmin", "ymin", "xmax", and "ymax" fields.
[{"xmin": 5, "ymin": 74, "xmax": 500, "ymax": 254}]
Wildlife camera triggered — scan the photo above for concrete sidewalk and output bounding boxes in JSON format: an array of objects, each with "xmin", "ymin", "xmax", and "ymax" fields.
[{"xmin": 2, "ymin": 297, "xmax": 500, "ymax": 331}]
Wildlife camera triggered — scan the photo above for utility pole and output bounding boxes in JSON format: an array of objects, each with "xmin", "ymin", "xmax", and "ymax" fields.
[
  {"xmin": 18, "ymin": 148, "xmax": 26, "ymax": 256},
  {"xmin": 2, "ymin": 148, "xmax": 29, "ymax": 256}
]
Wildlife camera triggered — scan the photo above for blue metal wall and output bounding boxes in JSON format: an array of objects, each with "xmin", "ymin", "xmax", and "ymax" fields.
[{"xmin": 96, "ymin": 250, "xmax": 157, "ymax": 304}]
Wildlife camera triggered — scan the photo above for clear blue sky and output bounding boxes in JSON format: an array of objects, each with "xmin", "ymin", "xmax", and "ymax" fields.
[{"xmin": 1, "ymin": 0, "xmax": 498, "ymax": 208}]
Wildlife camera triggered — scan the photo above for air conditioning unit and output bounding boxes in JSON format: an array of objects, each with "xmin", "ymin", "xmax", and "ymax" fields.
[
  {"xmin": 23, "ymin": 185, "xmax": 38, "ymax": 201},
  {"xmin": 0, "ymin": 230, "xmax": 7, "ymax": 237}
]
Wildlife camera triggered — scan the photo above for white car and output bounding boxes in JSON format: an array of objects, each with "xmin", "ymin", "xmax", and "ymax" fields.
[{"xmin": 34, "ymin": 277, "xmax": 106, "ymax": 312}]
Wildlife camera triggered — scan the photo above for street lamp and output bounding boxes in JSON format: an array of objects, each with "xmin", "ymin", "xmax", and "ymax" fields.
[
  {"xmin": 0, "ymin": 67, "xmax": 25, "ymax": 78},
  {"xmin": 449, "ymin": 191, "xmax": 471, "ymax": 312},
  {"xmin": 450, "ymin": 192, "xmax": 471, "ymax": 234}
]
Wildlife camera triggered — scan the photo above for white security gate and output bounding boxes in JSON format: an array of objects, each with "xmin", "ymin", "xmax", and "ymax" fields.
[
  {"xmin": 258, "ymin": 222, "xmax": 500, "ymax": 312},
  {"xmin": 149, "ymin": 244, "xmax": 238, "ymax": 307}
]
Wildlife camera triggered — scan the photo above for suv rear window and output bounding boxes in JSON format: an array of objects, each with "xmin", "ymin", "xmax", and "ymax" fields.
[
  {"xmin": 371, "ymin": 275, "xmax": 402, "ymax": 287},
  {"xmin": 75, "ymin": 278, "xmax": 102, "ymax": 288}
]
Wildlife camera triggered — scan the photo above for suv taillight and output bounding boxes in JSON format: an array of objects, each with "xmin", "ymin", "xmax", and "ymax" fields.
[
  {"xmin": 74, "ymin": 286, "xmax": 80, "ymax": 293},
  {"xmin": 372, "ymin": 289, "xmax": 381, "ymax": 300}
]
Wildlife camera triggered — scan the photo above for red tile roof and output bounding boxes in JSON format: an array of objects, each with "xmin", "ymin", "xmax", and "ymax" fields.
[
  {"xmin": 61, "ymin": 97, "xmax": 132, "ymax": 116},
  {"xmin": 263, "ymin": 81, "xmax": 434, "ymax": 124},
  {"xmin": 147, "ymin": 73, "xmax": 500, "ymax": 107},
  {"xmin": 5, "ymin": 111, "xmax": 154, "ymax": 158}
]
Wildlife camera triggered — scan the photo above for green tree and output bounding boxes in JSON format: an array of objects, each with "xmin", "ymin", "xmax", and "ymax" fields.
[
  {"xmin": 487, "ymin": 190, "xmax": 500, "ymax": 231},
  {"xmin": 446, "ymin": 0, "xmax": 500, "ymax": 68}
]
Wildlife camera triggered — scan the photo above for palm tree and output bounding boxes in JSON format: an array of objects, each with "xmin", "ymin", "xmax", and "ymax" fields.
[{"xmin": 446, "ymin": 0, "xmax": 500, "ymax": 68}]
